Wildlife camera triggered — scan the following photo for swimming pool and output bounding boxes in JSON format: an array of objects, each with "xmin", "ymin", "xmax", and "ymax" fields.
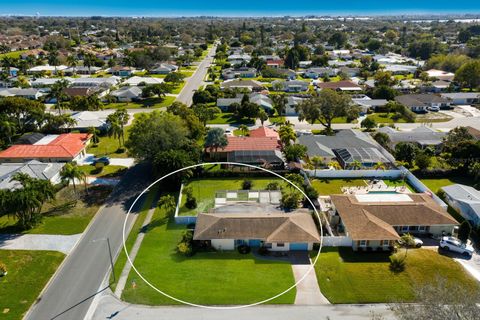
[{"xmin": 368, "ymin": 191, "xmax": 400, "ymax": 194}]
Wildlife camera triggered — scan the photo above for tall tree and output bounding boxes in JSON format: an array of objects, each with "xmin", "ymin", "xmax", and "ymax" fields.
[
  {"xmin": 60, "ymin": 162, "xmax": 87, "ymax": 193},
  {"xmin": 204, "ymin": 127, "xmax": 228, "ymax": 156},
  {"xmin": 46, "ymin": 79, "xmax": 69, "ymax": 115}
]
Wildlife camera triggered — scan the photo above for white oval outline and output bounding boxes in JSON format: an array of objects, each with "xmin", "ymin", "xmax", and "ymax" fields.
[{"xmin": 122, "ymin": 161, "xmax": 323, "ymax": 309}]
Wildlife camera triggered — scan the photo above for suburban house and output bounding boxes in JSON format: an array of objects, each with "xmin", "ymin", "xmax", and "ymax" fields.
[
  {"xmin": 220, "ymin": 79, "xmax": 264, "ymax": 91},
  {"xmin": 27, "ymin": 65, "xmax": 68, "ymax": 75},
  {"xmin": 193, "ymin": 209, "xmax": 321, "ymax": 251},
  {"xmin": 0, "ymin": 88, "xmax": 42, "ymax": 100},
  {"xmin": 383, "ymin": 64, "xmax": 418, "ymax": 75},
  {"xmin": 284, "ymin": 96, "xmax": 306, "ymax": 116},
  {"xmin": 466, "ymin": 126, "xmax": 480, "ymax": 141},
  {"xmin": 329, "ymin": 193, "xmax": 458, "ymax": 251},
  {"xmin": 442, "ymin": 184, "xmax": 480, "ymax": 228},
  {"xmin": 149, "ymin": 63, "xmax": 179, "ymax": 74},
  {"xmin": 316, "ymin": 80, "xmax": 362, "ymax": 92},
  {"xmin": 441, "ymin": 92, "xmax": 480, "ymax": 105},
  {"xmin": 63, "ymin": 87, "xmax": 98, "ymax": 98},
  {"xmin": 298, "ymin": 129, "xmax": 394, "ymax": 168},
  {"xmin": 272, "ymin": 80, "xmax": 309, "ymax": 92},
  {"xmin": 351, "ymin": 95, "xmax": 388, "ymax": 114},
  {"xmin": 227, "ymin": 53, "xmax": 252, "ymax": 65},
  {"xmin": 421, "ymin": 80, "xmax": 452, "ymax": 93},
  {"xmin": 209, "ymin": 127, "xmax": 284, "ymax": 168},
  {"xmin": 259, "ymin": 55, "xmax": 284, "ymax": 68},
  {"xmin": 303, "ymin": 67, "xmax": 336, "ymax": 79},
  {"xmin": 216, "ymin": 93, "xmax": 274, "ymax": 113},
  {"xmin": 67, "ymin": 110, "xmax": 114, "ymax": 131},
  {"xmin": 395, "ymin": 94, "xmax": 451, "ymax": 113},
  {"xmin": 108, "ymin": 66, "xmax": 135, "ymax": 77},
  {"xmin": 64, "ymin": 66, "xmax": 102, "ymax": 75},
  {"xmin": 110, "ymin": 86, "xmax": 143, "ymax": 102},
  {"xmin": 0, "ymin": 160, "xmax": 65, "ymax": 189},
  {"xmin": 221, "ymin": 67, "xmax": 257, "ymax": 79},
  {"xmin": 425, "ymin": 69, "xmax": 455, "ymax": 81},
  {"xmin": 124, "ymin": 76, "xmax": 164, "ymax": 86},
  {"xmin": 0, "ymin": 133, "xmax": 92, "ymax": 163},
  {"xmin": 70, "ymin": 77, "xmax": 120, "ymax": 89},
  {"xmin": 377, "ymin": 126, "xmax": 447, "ymax": 152}
]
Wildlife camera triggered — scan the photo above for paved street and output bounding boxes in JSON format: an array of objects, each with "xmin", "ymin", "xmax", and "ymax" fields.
[
  {"xmin": 25, "ymin": 162, "xmax": 153, "ymax": 320},
  {"xmin": 91, "ymin": 294, "xmax": 396, "ymax": 320},
  {"xmin": 175, "ymin": 44, "xmax": 217, "ymax": 106}
]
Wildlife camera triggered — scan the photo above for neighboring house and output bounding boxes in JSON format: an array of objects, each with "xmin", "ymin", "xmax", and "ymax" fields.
[
  {"xmin": 329, "ymin": 193, "xmax": 458, "ymax": 251},
  {"xmin": 31, "ymin": 77, "xmax": 74, "ymax": 88},
  {"xmin": 64, "ymin": 66, "xmax": 102, "ymax": 76},
  {"xmin": 0, "ymin": 88, "xmax": 42, "ymax": 100},
  {"xmin": 149, "ymin": 63, "xmax": 179, "ymax": 74},
  {"xmin": 220, "ymin": 79, "xmax": 264, "ymax": 91},
  {"xmin": 222, "ymin": 67, "xmax": 257, "ymax": 79},
  {"xmin": 110, "ymin": 86, "xmax": 143, "ymax": 102},
  {"xmin": 193, "ymin": 209, "xmax": 321, "ymax": 251},
  {"xmin": 63, "ymin": 87, "xmax": 98, "ymax": 97},
  {"xmin": 216, "ymin": 93, "xmax": 274, "ymax": 113},
  {"xmin": 210, "ymin": 127, "xmax": 284, "ymax": 167},
  {"xmin": 425, "ymin": 69, "xmax": 455, "ymax": 81},
  {"xmin": 298, "ymin": 129, "xmax": 394, "ymax": 168},
  {"xmin": 338, "ymin": 67, "xmax": 360, "ymax": 77},
  {"xmin": 395, "ymin": 94, "xmax": 451, "ymax": 113},
  {"xmin": 351, "ymin": 96, "xmax": 388, "ymax": 114},
  {"xmin": 259, "ymin": 55, "xmax": 284, "ymax": 68},
  {"xmin": 108, "ymin": 66, "xmax": 135, "ymax": 77},
  {"xmin": 466, "ymin": 126, "xmax": 480, "ymax": 141},
  {"xmin": 0, "ymin": 67, "xmax": 19, "ymax": 77},
  {"xmin": 27, "ymin": 65, "xmax": 68, "ymax": 75},
  {"xmin": 284, "ymin": 96, "xmax": 306, "ymax": 116},
  {"xmin": 303, "ymin": 67, "xmax": 336, "ymax": 79},
  {"xmin": 0, "ymin": 160, "xmax": 65, "ymax": 189},
  {"xmin": 124, "ymin": 76, "xmax": 164, "ymax": 86},
  {"xmin": 316, "ymin": 80, "xmax": 362, "ymax": 92},
  {"xmin": 67, "ymin": 110, "xmax": 115, "ymax": 131},
  {"xmin": 421, "ymin": 80, "xmax": 451, "ymax": 93},
  {"xmin": 273, "ymin": 68, "xmax": 297, "ymax": 80},
  {"xmin": 442, "ymin": 184, "xmax": 480, "ymax": 228},
  {"xmin": 70, "ymin": 77, "xmax": 121, "ymax": 89},
  {"xmin": 383, "ymin": 64, "xmax": 418, "ymax": 74},
  {"xmin": 377, "ymin": 126, "xmax": 447, "ymax": 151},
  {"xmin": 272, "ymin": 80, "xmax": 309, "ymax": 92},
  {"xmin": 0, "ymin": 133, "xmax": 91, "ymax": 163},
  {"xmin": 227, "ymin": 54, "xmax": 252, "ymax": 65},
  {"xmin": 441, "ymin": 92, "xmax": 480, "ymax": 105}
]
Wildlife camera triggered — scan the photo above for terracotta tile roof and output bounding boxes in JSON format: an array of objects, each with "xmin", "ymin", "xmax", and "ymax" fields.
[
  {"xmin": 249, "ymin": 126, "xmax": 279, "ymax": 138},
  {"xmin": 317, "ymin": 80, "xmax": 362, "ymax": 90},
  {"xmin": 220, "ymin": 136, "xmax": 280, "ymax": 152},
  {"xmin": 0, "ymin": 133, "xmax": 91, "ymax": 160},
  {"xmin": 193, "ymin": 210, "xmax": 320, "ymax": 242},
  {"xmin": 331, "ymin": 193, "xmax": 458, "ymax": 241}
]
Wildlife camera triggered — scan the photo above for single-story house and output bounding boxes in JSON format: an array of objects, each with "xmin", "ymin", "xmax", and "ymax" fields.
[
  {"xmin": 222, "ymin": 67, "xmax": 257, "ymax": 80},
  {"xmin": 316, "ymin": 80, "xmax": 362, "ymax": 92},
  {"xmin": 351, "ymin": 96, "xmax": 388, "ymax": 114},
  {"xmin": 209, "ymin": 127, "xmax": 284, "ymax": 167},
  {"xmin": 330, "ymin": 193, "xmax": 458, "ymax": 251},
  {"xmin": 298, "ymin": 129, "xmax": 395, "ymax": 168},
  {"xmin": 425, "ymin": 69, "xmax": 455, "ymax": 81},
  {"xmin": 216, "ymin": 93, "xmax": 273, "ymax": 113},
  {"xmin": 0, "ymin": 88, "xmax": 42, "ymax": 100},
  {"xmin": 0, "ymin": 160, "xmax": 65, "ymax": 189},
  {"xmin": 272, "ymin": 80, "xmax": 309, "ymax": 92},
  {"xmin": 441, "ymin": 92, "xmax": 480, "ymax": 105},
  {"xmin": 124, "ymin": 76, "xmax": 164, "ymax": 86},
  {"xmin": 63, "ymin": 87, "xmax": 98, "ymax": 98},
  {"xmin": 70, "ymin": 77, "xmax": 121, "ymax": 88},
  {"xmin": 220, "ymin": 79, "xmax": 264, "ymax": 92},
  {"xmin": 377, "ymin": 126, "xmax": 446, "ymax": 151},
  {"xmin": 110, "ymin": 86, "xmax": 143, "ymax": 102},
  {"xmin": 442, "ymin": 184, "xmax": 480, "ymax": 228},
  {"xmin": 338, "ymin": 67, "xmax": 360, "ymax": 77},
  {"xmin": 421, "ymin": 80, "xmax": 451, "ymax": 93},
  {"xmin": 108, "ymin": 66, "xmax": 136, "ymax": 77},
  {"xmin": 0, "ymin": 67, "xmax": 19, "ymax": 77},
  {"xmin": 64, "ymin": 66, "xmax": 102, "ymax": 76},
  {"xmin": 27, "ymin": 65, "xmax": 68, "ymax": 75},
  {"xmin": 227, "ymin": 54, "xmax": 252, "ymax": 65},
  {"xmin": 67, "ymin": 111, "xmax": 109, "ymax": 131},
  {"xmin": 193, "ymin": 209, "xmax": 321, "ymax": 251},
  {"xmin": 383, "ymin": 64, "xmax": 418, "ymax": 75},
  {"xmin": 395, "ymin": 94, "xmax": 451, "ymax": 113},
  {"xmin": 284, "ymin": 96, "xmax": 307, "ymax": 116},
  {"xmin": 466, "ymin": 126, "xmax": 480, "ymax": 141},
  {"xmin": 0, "ymin": 133, "xmax": 92, "ymax": 163},
  {"xmin": 273, "ymin": 68, "xmax": 297, "ymax": 80},
  {"xmin": 303, "ymin": 67, "xmax": 336, "ymax": 79},
  {"xmin": 31, "ymin": 78, "xmax": 74, "ymax": 88},
  {"xmin": 149, "ymin": 63, "xmax": 179, "ymax": 74}
]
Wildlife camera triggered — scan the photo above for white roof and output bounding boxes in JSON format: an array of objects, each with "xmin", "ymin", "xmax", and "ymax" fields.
[
  {"xmin": 124, "ymin": 76, "xmax": 164, "ymax": 86},
  {"xmin": 28, "ymin": 65, "xmax": 68, "ymax": 72}
]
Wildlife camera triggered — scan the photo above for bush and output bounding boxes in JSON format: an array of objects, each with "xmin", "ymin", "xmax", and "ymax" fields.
[
  {"xmin": 265, "ymin": 182, "xmax": 280, "ymax": 190},
  {"xmin": 389, "ymin": 255, "xmax": 406, "ymax": 273},
  {"xmin": 0, "ymin": 262, "xmax": 6, "ymax": 275},
  {"xmin": 258, "ymin": 246, "xmax": 269, "ymax": 255},
  {"xmin": 242, "ymin": 179, "xmax": 253, "ymax": 190},
  {"xmin": 280, "ymin": 190, "xmax": 303, "ymax": 210},
  {"xmin": 94, "ymin": 162, "xmax": 105, "ymax": 173},
  {"xmin": 177, "ymin": 241, "xmax": 193, "ymax": 256},
  {"xmin": 185, "ymin": 196, "xmax": 197, "ymax": 209},
  {"xmin": 237, "ymin": 244, "xmax": 251, "ymax": 254}
]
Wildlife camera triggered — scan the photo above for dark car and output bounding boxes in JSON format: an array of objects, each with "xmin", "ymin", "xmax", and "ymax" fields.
[{"xmin": 93, "ymin": 156, "xmax": 110, "ymax": 166}]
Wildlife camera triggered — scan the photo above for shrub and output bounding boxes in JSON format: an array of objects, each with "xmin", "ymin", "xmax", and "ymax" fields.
[
  {"xmin": 241, "ymin": 179, "xmax": 253, "ymax": 190},
  {"xmin": 265, "ymin": 182, "xmax": 280, "ymax": 190},
  {"xmin": 280, "ymin": 191, "xmax": 302, "ymax": 210},
  {"xmin": 389, "ymin": 255, "xmax": 406, "ymax": 273},
  {"xmin": 185, "ymin": 196, "xmax": 197, "ymax": 209},
  {"xmin": 258, "ymin": 246, "xmax": 269, "ymax": 255},
  {"xmin": 94, "ymin": 162, "xmax": 105, "ymax": 173},
  {"xmin": 177, "ymin": 241, "xmax": 193, "ymax": 256},
  {"xmin": 237, "ymin": 244, "xmax": 251, "ymax": 254},
  {"xmin": 0, "ymin": 262, "xmax": 7, "ymax": 275}
]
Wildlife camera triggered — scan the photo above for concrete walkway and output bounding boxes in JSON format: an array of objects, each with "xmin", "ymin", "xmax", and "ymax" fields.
[
  {"xmin": 114, "ymin": 194, "xmax": 159, "ymax": 297},
  {"xmin": 289, "ymin": 252, "xmax": 330, "ymax": 305},
  {"xmin": 0, "ymin": 233, "xmax": 82, "ymax": 254}
]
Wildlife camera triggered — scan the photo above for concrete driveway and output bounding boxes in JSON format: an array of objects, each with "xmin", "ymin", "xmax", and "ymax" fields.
[
  {"xmin": 78, "ymin": 154, "xmax": 135, "ymax": 168},
  {"xmin": 0, "ymin": 233, "xmax": 82, "ymax": 254}
]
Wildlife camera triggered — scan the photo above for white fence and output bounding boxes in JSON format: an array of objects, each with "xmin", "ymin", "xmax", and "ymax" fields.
[
  {"xmin": 322, "ymin": 236, "xmax": 352, "ymax": 247},
  {"xmin": 305, "ymin": 169, "xmax": 403, "ymax": 179}
]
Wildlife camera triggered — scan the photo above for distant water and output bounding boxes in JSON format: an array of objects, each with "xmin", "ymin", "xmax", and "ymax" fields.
[{"xmin": 1, "ymin": 0, "xmax": 480, "ymax": 17}]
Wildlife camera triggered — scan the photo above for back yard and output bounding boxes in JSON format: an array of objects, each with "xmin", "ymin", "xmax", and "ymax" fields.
[{"xmin": 313, "ymin": 247, "xmax": 478, "ymax": 303}]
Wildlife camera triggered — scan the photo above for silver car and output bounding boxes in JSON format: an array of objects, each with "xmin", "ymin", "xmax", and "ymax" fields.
[{"xmin": 439, "ymin": 236, "xmax": 474, "ymax": 256}]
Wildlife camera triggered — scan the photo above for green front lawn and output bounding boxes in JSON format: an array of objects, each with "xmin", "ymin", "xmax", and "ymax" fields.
[
  {"xmin": 87, "ymin": 135, "xmax": 129, "ymax": 158},
  {"xmin": 0, "ymin": 50, "xmax": 27, "ymax": 59},
  {"xmin": 314, "ymin": 247, "xmax": 478, "ymax": 303},
  {"xmin": 0, "ymin": 185, "xmax": 112, "ymax": 235},
  {"xmin": 420, "ymin": 177, "xmax": 477, "ymax": 194},
  {"xmin": 103, "ymin": 96, "xmax": 175, "ymax": 110},
  {"xmin": 178, "ymin": 177, "xmax": 284, "ymax": 216},
  {"xmin": 0, "ymin": 250, "xmax": 65, "ymax": 320},
  {"xmin": 171, "ymin": 82, "xmax": 186, "ymax": 94},
  {"xmin": 121, "ymin": 202, "xmax": 295, "ymax": 305},
  {"xmin": 78, "ymin": 165, "xmax": 127, "ymax": 177},
  {"xmin": 207, "ymin": 112, "xmax": 255, "ymax": 125},
  {"xmin": 311, "ymin": 179, "xmax": 367, "ymax": 195},
  {"xmin": 366, "ymin": 113, "xmax": 410, "ymax": 124},
  {"xmin": 179, "ymin": 70, "xmax": 195, "ymax": 78}
]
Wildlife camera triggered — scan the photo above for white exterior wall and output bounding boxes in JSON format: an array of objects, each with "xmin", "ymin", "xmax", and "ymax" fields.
[
  {"xmin": 270, "ymin": 242, "xmax": 290, "ymax": 251},
  {"xmin": 211, "ymin": 239, "xmax": 235, "ymax": 251}
]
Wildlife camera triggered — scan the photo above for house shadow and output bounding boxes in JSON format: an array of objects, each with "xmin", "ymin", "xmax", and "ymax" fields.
[{"xmin": 335, "ymin": 247, "xmax": 391, "ymax": 263}]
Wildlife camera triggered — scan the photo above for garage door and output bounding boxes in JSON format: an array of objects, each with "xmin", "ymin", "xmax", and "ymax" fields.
[{"xmin": 290, "ymin": 243, "xmax": 308, "ymax": 251}]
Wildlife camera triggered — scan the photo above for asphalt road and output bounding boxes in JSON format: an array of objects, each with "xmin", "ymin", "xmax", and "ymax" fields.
[
  {"xmin": 175, "ymin": 44, "xmax": 217, "ymax": 106},
  {"xmin": 25, "ymin": 162, "xmax": 153, "ymax": 320}
]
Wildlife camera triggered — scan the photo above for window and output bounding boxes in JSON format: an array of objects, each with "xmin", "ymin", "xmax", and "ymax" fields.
[
  {"xmin": 419, "ymin": 226, "xmax": 426, "ymax": 232},
  {"xmin": 382, "ymin": 240, "xmax": 389, "ymax": 246},
  {"xmin": 409, "ymin": 226, "xmax": 419, "ymax": 231},
  {"xmin": 401, "ymin": 226, "xmax": 409, "ymax": 232},
  {"xmin": 359, "ymin": 240, "xmax": 367, "ymax": 247},
  {"xmin": 276, "ymin": 242, "xmax": 285, "ymax": 247}
]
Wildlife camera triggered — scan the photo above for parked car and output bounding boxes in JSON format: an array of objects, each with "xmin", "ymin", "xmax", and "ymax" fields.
[
  {"xmin": 427, "ymin": 106, "xmax": 440, "ymax": 112},
  {"xmin": 93, "ymin": 156, "xmax": 110, "ymax": 166},
  {"xmin": 398, "ymin": 236, "xmax": 423, "ymax": 248},
  {"xmin": 439, "ymin": 236, "xmax": 474, "ymax": 256}
]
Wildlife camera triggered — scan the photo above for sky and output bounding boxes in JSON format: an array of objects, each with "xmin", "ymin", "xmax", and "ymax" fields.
[{"xmin": 0, "ymin": 0, "xmax": 480, "ymax": 17}]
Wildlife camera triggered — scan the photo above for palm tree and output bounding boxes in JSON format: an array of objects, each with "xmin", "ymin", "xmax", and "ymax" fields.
[
  {"xmin": 87, "ymin": 126, "xmax": 100, "ymax": 145},
  {"xmin": 349, "ymin": 160, "xmax": 363, "ymax": 170},
  {"xmin": 158, "ymin": 194, "xmax": 177, "ymax": 215},
  {"xmin": 204, "ymin": 127, "xmax": 228, "ymax": 158},
  {"xmin": 238, "ymin": 124, "xmax": 249, "ymax": 136},
  {"xmin": 47, "ymin": 50, "xmax": 59, "ymax": 73},
  {"xmin": 257, "ymin": 109, "xmax": 268, "ymax": 126},
  {"xmin": 46, "ymin": 79, "xmax": 69, "ymax": 115},
  {"xmin": 271, "ymin": 94, "xmax": 288, "ymax": 116},
  {"xmin": 106, "ymin": 115, "xmax": 123, "ymax": 149},
  {"xmin": 113, "ymin": 108, "xmax": 130, "ymax": 145},
  {"xmin": 328, "ymin": 160, "xmax": 342, "ymax": 170},
  {"xmin": 311, "ymin": 156, "xmax": 325, "ymax": 176},
  {"xmin": 83, "ymin": 53, "xmax": 95, "ymax": 73},
  {"xmin": 278, "ymin": 125, "xmax": 296, "ymax": 147},
  {"xmin": 373, "ymin": 162, "xmax": 386, "ymax": 170},
  {"xmin": 60, "ymin": 162, "xmax": 87, "ymax": 193},
  {"xmin": 66, "ymin": 54, "xmax": 78, "ymax": 75},
  {"xmin": 0, "ymin": 119, "xmax": 16, "ymax": 144}
]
